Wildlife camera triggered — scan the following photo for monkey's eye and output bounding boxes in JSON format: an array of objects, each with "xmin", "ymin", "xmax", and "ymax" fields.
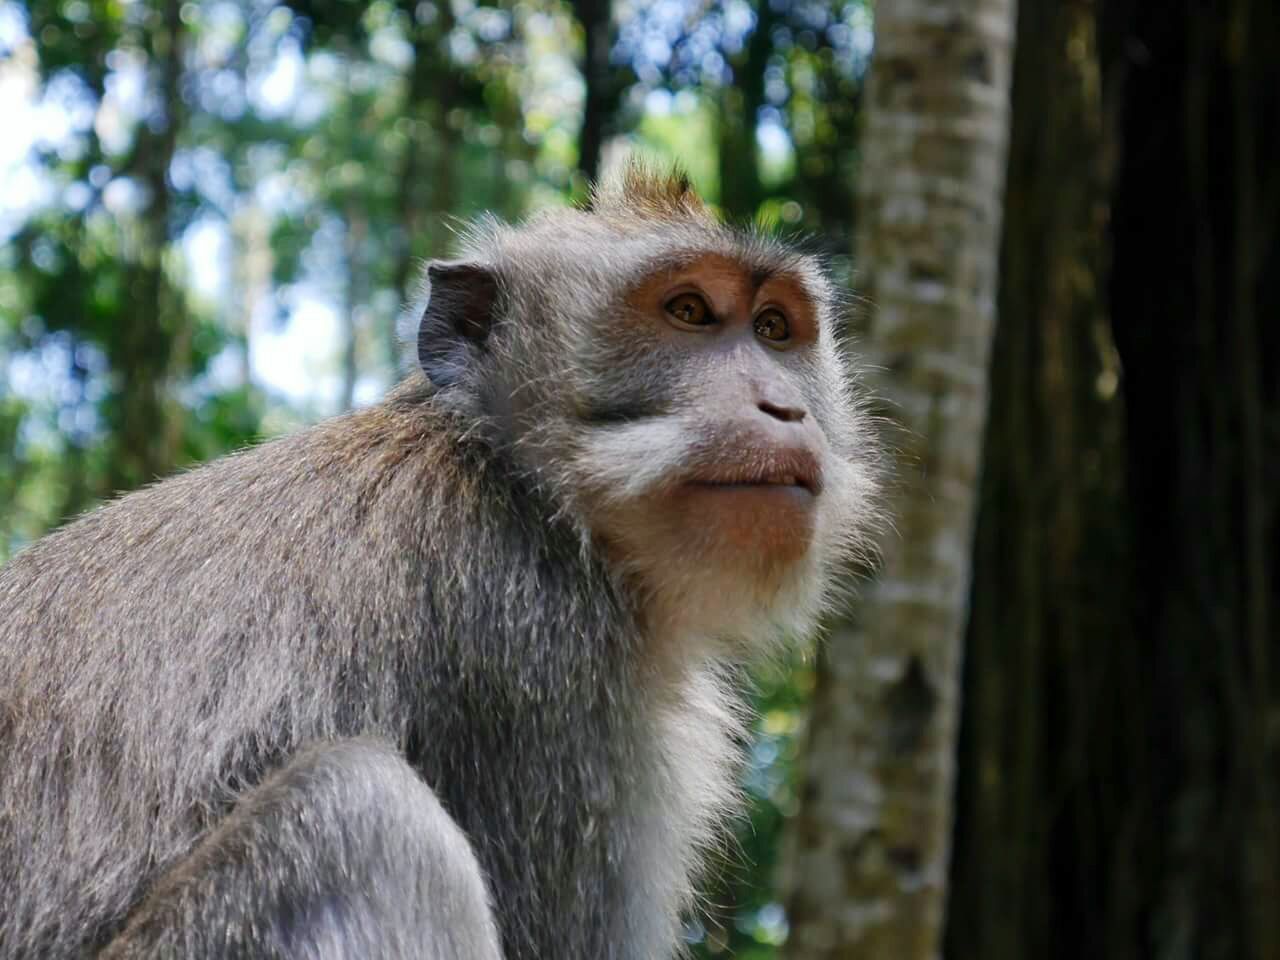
[
  {"xmin": 665, "ymin": 292, "xmax": 714, "ymax": 328},
  {"xmin": 754, "ymin": 309, "xmax": 790, "ymax": 343}
]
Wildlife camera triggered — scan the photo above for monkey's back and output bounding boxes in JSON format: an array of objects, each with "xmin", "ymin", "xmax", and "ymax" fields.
[
  {"xmin": 0, "ymin": 401, "xmax": 417, "ymax": 952},
  {"xmin": 0, "ymin": 383, "xmax": 635, "ymax": 958}
]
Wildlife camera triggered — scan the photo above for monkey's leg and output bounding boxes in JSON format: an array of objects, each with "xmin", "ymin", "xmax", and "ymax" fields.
[{"xmin": 101, "ymin": 738, "xmax": 504, "ymax": 960}]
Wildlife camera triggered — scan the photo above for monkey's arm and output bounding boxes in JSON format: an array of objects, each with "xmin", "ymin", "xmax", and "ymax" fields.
[{"xmin": 100, "ymin": 739, "xmax": 504, "ymax": 960}]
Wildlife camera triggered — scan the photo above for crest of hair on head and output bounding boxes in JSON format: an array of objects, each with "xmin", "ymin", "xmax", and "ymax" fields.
[{"xmin": 588, "ymin": 156, "xmax": 715, "ymax": 225}]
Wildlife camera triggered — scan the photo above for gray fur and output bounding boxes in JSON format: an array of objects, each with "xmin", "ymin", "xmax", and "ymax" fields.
[
  {"xmin": 101, "ymin": 740, "xmax": 504, "ymax": 960},
  {"xmin": 0, "ymin": 163, "xmax": 882, "ymax": 959}
]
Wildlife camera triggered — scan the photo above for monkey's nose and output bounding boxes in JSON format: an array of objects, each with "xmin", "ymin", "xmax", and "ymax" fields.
[{"xmin": 757, "ymin": 399, "xmax": 807, "ymax": 423}]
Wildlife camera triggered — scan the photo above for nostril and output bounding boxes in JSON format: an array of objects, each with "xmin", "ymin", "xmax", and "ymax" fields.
[{"xmin": 758, "ymin": 400, "xmax": 807, "ymax": 423}]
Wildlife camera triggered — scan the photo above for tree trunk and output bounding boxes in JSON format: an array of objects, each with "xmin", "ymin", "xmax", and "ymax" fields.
[
  {"xmin": 943, "ymin": 1, "xmax": 1280, "ymax": 958},
  {"xmin": 715, "ymin": 0, "xmax": 775, "ymax": 219},
  {"xmin": 109, "ymin": 0, "xmax": 185, "ymax": 494},
  {"xmin": 943, "ymin": 2, "xmax": 1125, "ymax": 958},
  {"xmin": 572, "ymin": 0, "xmax": 612, "ymax": 184},
  {"xmin": 339, "ymin": 207, "xmax": 367, "ymax": 412},
  {"xmin": 231, "ymin": 202, "xmax": 270, "ymax": 400},
  {"xmin": 1099, "ymin": 1, "xmax": 1280, "ymax": 956},
  {"xmin": 782, "ymin": 1, "xmax": 1018, "ymax": 957}
]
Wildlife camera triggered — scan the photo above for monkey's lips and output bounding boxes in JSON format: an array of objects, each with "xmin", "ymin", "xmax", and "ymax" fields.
[
  {"xmin": 688, "ymin": 476, "xmax": 816, "ymax": 499},
  {"xmin": 682, "ymin": 449, "xmax": 823, "ymax": 498}
]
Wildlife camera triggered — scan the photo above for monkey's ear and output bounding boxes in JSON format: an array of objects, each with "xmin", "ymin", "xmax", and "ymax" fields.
[{"xmin": 417, "ymin": 261, "xmax": 499, "ymax": 388}]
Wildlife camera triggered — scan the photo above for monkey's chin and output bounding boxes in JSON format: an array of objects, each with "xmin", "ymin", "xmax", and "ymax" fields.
[{"xmin": 674, "ymin": 482, "xmax": 818, "ymax": 560}]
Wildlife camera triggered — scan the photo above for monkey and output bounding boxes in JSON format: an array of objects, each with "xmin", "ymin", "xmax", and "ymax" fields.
[{"xmin": 0, "ymin": 162, "xmax": 882, "ymax": 959}]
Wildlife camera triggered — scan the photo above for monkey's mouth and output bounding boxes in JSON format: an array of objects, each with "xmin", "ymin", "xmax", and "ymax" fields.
[
  {"xmin": 684, "ymin": 450, "xmax": 823, "ymax": 497},
  {"xmin": 692, "ymin": 476, "xmax": 816, "ymax": 496}
]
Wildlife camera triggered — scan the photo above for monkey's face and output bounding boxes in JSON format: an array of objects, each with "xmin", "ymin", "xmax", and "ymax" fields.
[{"xmin": 553, "ymin": 252, "xmax": 880, "ymax": 649}]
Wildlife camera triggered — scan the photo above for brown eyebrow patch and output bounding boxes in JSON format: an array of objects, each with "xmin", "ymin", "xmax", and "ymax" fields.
[{"xmin": 623, "ymin": 253, "xmax": 821, "ymax": 344}]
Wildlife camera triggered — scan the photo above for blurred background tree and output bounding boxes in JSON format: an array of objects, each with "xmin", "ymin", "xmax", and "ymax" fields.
[
  {"xmin": 783, "ymin": 0, "xmax": 1017, "ymax": 956},
  {"xmin": 0, "ymin": 0, "xmax": 1276, "ymax": 958}
]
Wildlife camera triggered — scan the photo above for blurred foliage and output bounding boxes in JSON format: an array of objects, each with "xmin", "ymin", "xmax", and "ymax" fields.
[{"xmin": 0, "ymin": 0, "xmax": 872, "ymax": 955}]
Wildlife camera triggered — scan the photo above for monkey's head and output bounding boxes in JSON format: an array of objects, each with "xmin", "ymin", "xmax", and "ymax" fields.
[{"xmin": 414, "ymin": 162, "xmax": 882, "ymax": 654}]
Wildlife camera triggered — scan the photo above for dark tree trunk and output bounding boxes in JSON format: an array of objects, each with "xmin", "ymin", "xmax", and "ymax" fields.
[
  {"xmin": 109, "ymin": 0, "xmax": 185, "ymax": 493},
  {"xmin": 715, "ymin": 0, "xmax": 775, "ymax": 219},
  {"xmin": 572, "ymin": 0, "xmax": 612, "ymax": 184},
  {"xmin": 948, "ymin": 1, "xmax": 1280, "ymax": 958},
  {"xmin": 1102, "ymin": 0, "xmax": 1280, "ymax": 955},
  {"xmin": 945, "ymin": 2, "xmax": 1128, "ymax": 957}
]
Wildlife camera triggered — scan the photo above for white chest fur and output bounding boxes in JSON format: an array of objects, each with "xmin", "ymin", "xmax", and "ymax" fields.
[{"xmin": 615, "ymin": 661, "xmax": 749, "ymax": 959}]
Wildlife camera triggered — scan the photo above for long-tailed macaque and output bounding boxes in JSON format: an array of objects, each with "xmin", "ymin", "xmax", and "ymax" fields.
[{"xmin": 0, "ymin": 164, "xmax": 882, "ymax": 959}]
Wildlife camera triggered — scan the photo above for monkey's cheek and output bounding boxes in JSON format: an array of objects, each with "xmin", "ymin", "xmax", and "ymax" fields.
[{"xmin": 671, "ymin": 486, "xmax": 818, "ymax": 561}]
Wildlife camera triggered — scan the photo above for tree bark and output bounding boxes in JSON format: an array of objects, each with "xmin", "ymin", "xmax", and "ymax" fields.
[
  {"xmin": 1100, "ymin": 1, "xmax": 1280, "ymax": 956},
  {"xmin": 109, "ymin": 0, "xmax": 185, "ymax": 493},
  {"xmin": 572, "ymin": 0, "xmax": 612, "ymax": 184},
  {"xmin": 231, "ymin": 202, "xmax": 270, "ymax": 401},
  {"xmin": 943, "ymin": 1, "xmax": 1280, "ymax": 958},
  {"xmin": 715, "ymin": 0, "xmax": 775, "ymax": 219},
  {"xmin": 340, "ymin": 206, "xmax": 368, "ymax": 412},
  {"xmin": 782, "ymin": 1, "xmax": 1018, "ymax": 957},
  {"xmin": 943, "ymin": 3, "xmax": 1125, "ymax": 958}
]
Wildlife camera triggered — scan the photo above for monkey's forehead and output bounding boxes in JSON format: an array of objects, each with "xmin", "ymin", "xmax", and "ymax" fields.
[{"xmin": 456, "ymin": 210, "xmax": 836, "ymax": 310}]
